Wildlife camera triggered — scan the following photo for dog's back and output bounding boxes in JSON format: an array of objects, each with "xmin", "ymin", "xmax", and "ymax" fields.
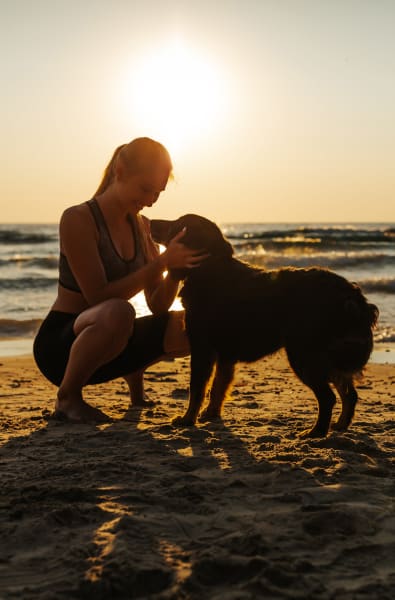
[
  {"xmin": 180, "ymin": 258, "xmax": 285, "ymax": 361},
  {"xmin": 272, "ymin": 268, "xmax": 378, "ymax": 374},
  {"xmin": 181, "ymin": 260, "xmax": 377, "ymax": 375}
]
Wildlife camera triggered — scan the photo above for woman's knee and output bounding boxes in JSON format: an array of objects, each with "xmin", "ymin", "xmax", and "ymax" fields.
[
  {"xmin": 74, "ymin": 299, "xmax": 135, "ymax": 336},
  {"xmin": 102, "ymin": 299, "xmax": 136, "ymax": 329}
]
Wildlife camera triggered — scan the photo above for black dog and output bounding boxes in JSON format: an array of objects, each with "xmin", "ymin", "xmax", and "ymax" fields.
[{"xmin": 151, "ymin": 215, "xmax": 378, "ymax": 437}]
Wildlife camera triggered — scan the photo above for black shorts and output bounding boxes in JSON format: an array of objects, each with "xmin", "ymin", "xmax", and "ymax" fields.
[{"xmin": 33, "ymin": 310, "xmax": 170, "ymax": 387}]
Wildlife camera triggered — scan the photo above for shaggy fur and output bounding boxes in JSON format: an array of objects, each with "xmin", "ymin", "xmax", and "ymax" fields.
[{"xmin": 151, "ymin": 215, "xmax": 379, "ymax": 437}]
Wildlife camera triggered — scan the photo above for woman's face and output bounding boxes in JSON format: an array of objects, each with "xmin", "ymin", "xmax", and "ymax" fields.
[{"xmin": 117, "ymin": 163, "xmax": 170, "ymax": 214}]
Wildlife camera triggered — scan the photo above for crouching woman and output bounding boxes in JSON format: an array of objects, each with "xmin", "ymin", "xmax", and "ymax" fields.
[{"xmin": 33, "ymin": 137, "xmax": 205, "ymax": 422}]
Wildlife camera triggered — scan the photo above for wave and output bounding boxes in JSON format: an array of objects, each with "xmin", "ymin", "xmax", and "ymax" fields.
[
  {"xmin": 237, "ymin": 249, "xmax": 395, "ymax": 272},
  {"xmin": 226, "ymin": 225, "xmax": 395, "ymax": 246},
  {"xmin": 0, "ymin": 277, "xmax": 58, "ymax": 290},
  {"xmin": 0, "ymin": 229, "xmax": 57, "ymax": 245},
  {"xmin": 0, "ymin": 255, "xmax": 59, "ymax": 269},
  {"xmin": 0, "ymin": 318, "xmax": 42, "ymax": 338},
  {"xmin": 374, "ymin": 327, "xmax": 395, "ymax": 344},
  {"xmin": 359, "ymin": 277, "xmax": 395, "ymax": 295}
]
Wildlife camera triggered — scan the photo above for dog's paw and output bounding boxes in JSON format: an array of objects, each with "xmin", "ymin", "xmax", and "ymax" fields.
[
  {"xmin": 331, "ymin": 422, "xmax": 344, "ymax": 432},
  {"xmin": 199, "ymin": 409, "xmax": 221, "ymax": 422},
  {"xmin": 331, "ymin": 419, "xmax": 350, "ymax": 432},
  {"xmin": 299, "ymin": 427, "xmax": 327, "ymax": 439},
  {"xmin": 172, "ymin": 415, "xmax": 196, "ymax": 427}
]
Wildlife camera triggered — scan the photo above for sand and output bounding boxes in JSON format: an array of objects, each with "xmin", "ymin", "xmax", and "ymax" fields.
[{"xmin": 0, "ymin": 352, "xmax": 394, "ymax": 599}]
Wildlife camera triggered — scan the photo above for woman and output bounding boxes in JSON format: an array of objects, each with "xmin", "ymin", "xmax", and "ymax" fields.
[{"xmin": 33, "ymin": 137, "xmax": 206, "ymax": 423}]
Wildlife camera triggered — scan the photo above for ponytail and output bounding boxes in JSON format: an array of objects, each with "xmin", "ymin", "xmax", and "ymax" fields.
[{"xmin": 94, "ymin": 144, "xmax": 126, "ymax": 196}]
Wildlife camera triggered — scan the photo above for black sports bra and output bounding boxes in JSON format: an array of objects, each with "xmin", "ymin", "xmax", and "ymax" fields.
[{"xmin": 58, "ymin": 198, "xmax": 146, "ymax": 293}]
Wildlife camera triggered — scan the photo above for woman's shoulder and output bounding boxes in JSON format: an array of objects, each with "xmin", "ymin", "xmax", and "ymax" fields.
[
  {"xmin": 60, "ymin": 201, "xmax": 92, "ymax": 223},
  {"xmin": 59, "ymin": 201, "xmax": 95, "ymax": 237}
]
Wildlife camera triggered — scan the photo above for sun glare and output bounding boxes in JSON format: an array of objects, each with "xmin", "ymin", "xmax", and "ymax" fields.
[{"xmin": 121, "ymin": 40, "xmax": 230, "ymax": 157}]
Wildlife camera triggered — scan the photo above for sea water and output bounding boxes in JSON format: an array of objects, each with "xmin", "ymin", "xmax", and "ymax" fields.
[{"xmin": 0, "ymin": 222, "xmax": 394, "ymax": 361}]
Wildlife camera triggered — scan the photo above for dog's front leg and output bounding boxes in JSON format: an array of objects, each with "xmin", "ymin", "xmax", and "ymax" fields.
[
  {"xmin": 172, "ymin": 349, "xmax": 216, "ymax": 427},
  {"xmin": 200, "ymin": 358, "xmax": 235, "ymax": 422}
]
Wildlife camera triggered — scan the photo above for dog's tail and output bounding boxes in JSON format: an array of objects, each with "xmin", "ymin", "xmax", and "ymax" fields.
[{"xmin": 329, "ymin": 286, "xmax": 379, "ymax": 374}]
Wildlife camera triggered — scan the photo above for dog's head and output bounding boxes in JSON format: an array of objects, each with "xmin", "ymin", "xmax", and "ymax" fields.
[{"xmin": 150, "ymin": 214, "xmax": 234, "ymax": 267}]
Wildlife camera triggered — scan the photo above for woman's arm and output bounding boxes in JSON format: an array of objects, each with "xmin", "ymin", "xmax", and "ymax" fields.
[
  {"xmin": 145, "ymin": 270, "xmax": 181, "ymax": 314},
  {"xmin": 60, "ymin": 205, "xmax": 201, "ymax": 307},
  {"xmin": 139, "ymin": 218, "xmax": 181, "ymax": 314}
]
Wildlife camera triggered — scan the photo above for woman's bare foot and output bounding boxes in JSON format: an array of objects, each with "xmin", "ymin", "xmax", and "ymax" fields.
[{"xmin": 55, "ymin": 392, "xmax": 111, "ymax": 423}]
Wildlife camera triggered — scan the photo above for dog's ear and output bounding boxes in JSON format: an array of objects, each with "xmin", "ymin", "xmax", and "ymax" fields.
[
  {"xmin": 151, "ymin": 214, "xmax": 234, "ymax": 261},
  {"xmin": 175, "ymin": 215, "xmax": 234, "ymax": 258},
  {"xmin": 150, "ymin": 219, "xmax": 174, "ymax": 245},
  {"xmin": 210, "ymin": 232, "xmax": 233, "ymax": 258},
  {"xmin": 198, "ymin": 220, "xmax": 234, "ymax": 258}
]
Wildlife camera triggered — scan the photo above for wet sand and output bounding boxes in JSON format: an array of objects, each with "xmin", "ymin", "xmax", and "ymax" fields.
[{"xmin": 0, "ymin": 352, "xmax": 394, "ymax": 599}]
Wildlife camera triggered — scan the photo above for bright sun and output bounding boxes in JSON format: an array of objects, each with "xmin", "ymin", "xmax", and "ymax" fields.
[{"xmin": 121, "ymin": 40, "xmax": 230, "ymax": 157}]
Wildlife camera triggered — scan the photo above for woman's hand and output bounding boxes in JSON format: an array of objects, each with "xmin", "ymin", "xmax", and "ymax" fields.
[{"xmin": 162, "ymin": 228, "xmax": 209, "ymax": 270}]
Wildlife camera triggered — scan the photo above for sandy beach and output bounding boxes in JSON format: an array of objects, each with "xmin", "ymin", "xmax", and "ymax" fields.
[{"xmin": 0, "ymin": 352, "xmax": 394, "ymax": 599}]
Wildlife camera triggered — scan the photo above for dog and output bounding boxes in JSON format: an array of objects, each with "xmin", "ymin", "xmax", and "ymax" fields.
[{"xmin": 151, "ymin": 215, "xmax": 378, "ymax": 437}]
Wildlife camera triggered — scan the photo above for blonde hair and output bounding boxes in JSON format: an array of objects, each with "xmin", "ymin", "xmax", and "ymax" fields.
[
  {"xmin": 94, "ymin": 137, "xmax": 172, "ymax": 262},
  {"xmin": 94, "ymin": 144, "xmax": 126, "ymax": 196},
  {"xmin": 94, "ymin": 137, "xmax": 173, "ymax": 195}
]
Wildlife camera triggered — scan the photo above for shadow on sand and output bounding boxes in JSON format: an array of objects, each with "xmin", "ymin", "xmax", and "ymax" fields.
[{"xmin": 1, "ymin": 382, "xmax": 394, "ymax": 599}]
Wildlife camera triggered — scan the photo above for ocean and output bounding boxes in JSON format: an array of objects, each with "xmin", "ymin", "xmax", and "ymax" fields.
[{"xmin": 0, "ymin": 221, "xmax": 394, "ymax": 360}]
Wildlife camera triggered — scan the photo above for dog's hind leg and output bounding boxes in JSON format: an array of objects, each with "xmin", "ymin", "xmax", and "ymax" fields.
[
  {"xmin": 299, "ymin": 382, "xmax": 336, "ymax": 438},
  {"xmin": 172, "ymin": 350, "xmax": 216, "ymax": 427},
  {"xmin": 331, "ymin": 376, "xmax": 358, "ymax": 431},
  {"xmin": 199, "ymin": 358, "xmax": 235, "ymax": 422},
  {"xmin": 286, "ymin": 349, "xmax": 336, "ymax": 438}
]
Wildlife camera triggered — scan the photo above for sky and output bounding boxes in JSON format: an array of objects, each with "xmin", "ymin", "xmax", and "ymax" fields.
[{"xmin": 1, "ymin": 0, "xmax": 395, "ymax": 223}]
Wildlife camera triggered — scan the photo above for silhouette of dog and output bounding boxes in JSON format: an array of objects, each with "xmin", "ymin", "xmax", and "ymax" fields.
[{"xmin": 151, "ymin": 215, "xmax": 378, "ymax": 437}]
